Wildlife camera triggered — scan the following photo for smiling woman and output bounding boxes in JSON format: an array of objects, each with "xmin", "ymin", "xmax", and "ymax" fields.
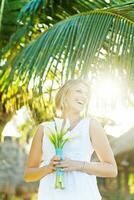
[
  {"xmin": 24, "ymin": 78, "xmax": 118, "ymax": 200},
  {"xmin": 55, "ymin": 79, "xmax": 91, "ymax": 119}
]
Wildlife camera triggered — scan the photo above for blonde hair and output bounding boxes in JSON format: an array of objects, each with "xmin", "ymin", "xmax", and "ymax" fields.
[{"xmin": 55, "ymin": 78, "xmax": 91, "ymax": 117}]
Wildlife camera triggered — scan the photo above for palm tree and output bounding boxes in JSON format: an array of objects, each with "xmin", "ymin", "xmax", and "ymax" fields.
[{"xmin": 0, "ymin": 0, "xmax": 134, "ymax": 120}]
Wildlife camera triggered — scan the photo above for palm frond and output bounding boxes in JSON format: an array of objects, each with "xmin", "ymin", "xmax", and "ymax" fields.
[
  {"xmin": 17, "ymin": 0, "xmax": 46, "ymax": 22},
  {"xmin": 1, "ymin": 9, "xmax": 134, "ymax": 95},
  {"xmin": 107, "ymin": 2, "xmax": 134, "ymax": 21},
  {"xmin": 2, "ymin": 0, "xmax": 133, "ymax": 59},
  {"xmin": 1, "ymin": 0, "xmax": 109, "ymax": 55},
  {"xmin": 1, "ymin": 26, "xmax": 29, "ymax": 56},
  {"xmin": 18, "ymin": 0, "xmax": 110, "ymax": 23},
  {"xmin": 1, "ymin": 2, "xmax": 134, "ymax": 113},
  {"xmin": 0, "ymin": 0, "xmax": 6, "ymax": 32},
  {"xmin": 0, "ymin": 0, "xmax": 27, "ymax": 37}
]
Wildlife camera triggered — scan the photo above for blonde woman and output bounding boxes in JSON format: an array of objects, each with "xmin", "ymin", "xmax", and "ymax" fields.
[{"xmin": 24, "ymin": 79, "xmax": 118, "ymax": 200}]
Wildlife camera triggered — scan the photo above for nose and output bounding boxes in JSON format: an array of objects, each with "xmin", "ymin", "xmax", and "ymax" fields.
[
  {"xmin": 81, "ymin": 91, "xmax": 88, "ymax": 99},
  {"xmin": 79, "ymin": 95, "xmax": 88, "ymax": 103}
]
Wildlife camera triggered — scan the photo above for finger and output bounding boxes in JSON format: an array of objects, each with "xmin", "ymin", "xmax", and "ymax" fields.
[
  {"xmin": 50, "ymin": 165, "xmax": 56, "ymax": 171},
  {"xmin": 53, "ymin": 155, "xmax": 60, "ymax": 160},
  {"xmin": 52, "ymin": 161, "xmax": 60, "ymax": 165},
  {"xmin": 56, "ymin": 163, "xmax": 68, "ymax": 168},
  {"xmin": 58, "ymin": 160, "xmax": 68, "ymax": 165},
  {"xmin": 52, "ymin": 156, "xmax": 61, "ymax": 161},
  {"xmin": 52, "ymin": 166, "xmax": 56, "ymax": 171},
  {"xmin": 61, "ymin": 167, "xmax": 69, "ymax": 172}
]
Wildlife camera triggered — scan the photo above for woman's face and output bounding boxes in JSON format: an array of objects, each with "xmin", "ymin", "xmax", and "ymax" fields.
[{"xmin": 64, "ymin": 83, "xmax": 89, "ymax": 113}]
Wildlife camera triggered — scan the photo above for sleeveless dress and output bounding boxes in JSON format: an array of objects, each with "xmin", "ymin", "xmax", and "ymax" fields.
[{"xmin": 37, "ymin": 117, "xmax": 102, "ymax": 200}]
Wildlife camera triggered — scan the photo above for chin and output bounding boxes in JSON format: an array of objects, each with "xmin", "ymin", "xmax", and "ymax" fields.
[{"xmin": 73, "ymin": 107, "xmax": 84, "ymax": 113}]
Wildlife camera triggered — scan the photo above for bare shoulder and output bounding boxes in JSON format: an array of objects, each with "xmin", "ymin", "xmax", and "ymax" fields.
[
  {"xmin": 89, "ymin": 117, "xmax": 110, "ymax": 144},
  {"xmin": 90, "ymin": 118, "xmax": 103, "ymax": 128},
  {"xmin": 34, "ymin": 121, "xmax": 51, "ymax": 138},
  {"xmin": 35, "ymin": 123, "xmax": 45, "ymax": 137},
  {"xmin": 30, "ymin": 124, "xmax": 44, "ymax": 147}
]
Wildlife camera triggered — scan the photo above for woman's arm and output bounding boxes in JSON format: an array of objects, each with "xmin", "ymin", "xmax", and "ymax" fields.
[
  {"xmin": 24, "ymin": 124, "xmax": 55, "ymax": 182},
  {"xmin": 80, "ymin": 119, "xmax": 118, "ymax": 177}
]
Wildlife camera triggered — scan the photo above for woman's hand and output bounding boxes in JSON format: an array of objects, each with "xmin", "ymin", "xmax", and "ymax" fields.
[
  {"xmin": 47, "ymin": 155, "xmax": 61, "ymax": 173},
  {"xmin": 55, "ymin": 157, "xmax": 82, "ymax": 172}
]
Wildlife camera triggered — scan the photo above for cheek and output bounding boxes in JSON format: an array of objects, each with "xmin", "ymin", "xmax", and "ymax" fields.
[
  {"xmin": 65, "ymin": 96, "xmax": 75, "ymax": 107},
  {"xmin": 66, "ymin": 91, "xmax": 75, "ymax": 101}
]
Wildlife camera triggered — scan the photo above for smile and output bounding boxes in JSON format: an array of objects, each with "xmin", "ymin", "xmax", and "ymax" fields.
[{"xmin": 76, "ymin": 101, "xmax": 84, "ymax": 105}]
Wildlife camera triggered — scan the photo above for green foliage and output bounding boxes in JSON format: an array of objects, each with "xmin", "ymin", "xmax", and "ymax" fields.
[
  {"xmin": 103, "ymin": 190, "xmax": 124, "ymax": 200},
  {"xmin": 1, "ymin": 7, "xmax": 134, "ymax": 94},
  {"xmin": 0, "ymin": 0, "xmax": 28, "ymax": 47},
  {"xmin": 0, "ymin": 0, "xmax": 134, "ymax": 116},
  {"xmin": 17, "ymin": 117, "xmax": 36, "ymax": 144},
  {"xmin": 2, "ymin": 0, "xmax": 133, "ymax": 58},
  {"xmin": 129, "ymin": 173, "xmax": 134, "ymax": 194},
  {"xmin": 18, "ymin": 0, "xmax": 46, "ymax": 22}
]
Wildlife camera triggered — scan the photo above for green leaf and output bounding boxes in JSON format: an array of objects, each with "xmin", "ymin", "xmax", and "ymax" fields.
[
  {"xmin": 2, "ymin": 9, "xmax": 133, "ymax": 91},
  {"xmin": 1, "ymin": 1, "xmax": 134, "ymax": 111}
]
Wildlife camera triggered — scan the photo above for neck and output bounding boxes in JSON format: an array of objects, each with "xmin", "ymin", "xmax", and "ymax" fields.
[{"xmin": 61, "ymin": 111, "xmax": 82, "ymax": 125}]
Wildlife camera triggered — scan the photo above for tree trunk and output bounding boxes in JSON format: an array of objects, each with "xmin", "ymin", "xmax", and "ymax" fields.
[
  {"xmin": 124, "ymin": 167, "xmax": 129, "ymax": 200},
  {"xmin": 117, "ymin": 170, "xmax": 121, "ymax": 189},
  {"xmin": 0, "ymin": 110, "xmax": 13, "ymax": 141},
  {"xmin": 4, "ymin": 194, "xmax": 10, "ymax": 200}
]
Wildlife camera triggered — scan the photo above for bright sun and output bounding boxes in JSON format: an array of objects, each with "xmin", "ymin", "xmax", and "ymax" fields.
[
  {"xmin": 89, "ymin": 77, "xmax": 134, "ymax": 137},
  {"xmin": 97, "ymin": 79, "xmax": 120, "ymax": 100},
  {"xmin": 89, "ymin": 78, "xmax": 122, "ymax": 116}
]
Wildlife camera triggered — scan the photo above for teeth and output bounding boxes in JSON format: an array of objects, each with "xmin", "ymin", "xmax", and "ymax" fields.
[{"xmin": 77, "ymin": 101, "xmax": 84, "ymax": 104}]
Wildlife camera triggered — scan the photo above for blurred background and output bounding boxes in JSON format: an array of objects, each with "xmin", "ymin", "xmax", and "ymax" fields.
[{"xmin": 0, "ymin": 0, "xmax": 134, "ymax": 199}]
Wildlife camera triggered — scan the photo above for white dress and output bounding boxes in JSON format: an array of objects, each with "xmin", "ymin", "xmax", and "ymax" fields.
[{"xmin": 38, "ymin": 117, "xmax": 102, "ymax": 200}]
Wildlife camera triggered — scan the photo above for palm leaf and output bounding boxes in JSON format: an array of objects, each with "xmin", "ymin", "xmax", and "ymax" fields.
[
  {"xmin": 0, "ymin": 0, "xmax": 6, "ymax": 32},
  {"xmin": 0, "ymin": 0, "xmax": 27, "ymax": 43},
  {"xmin": 1, "ymin": 2, "xmax": 134, "ymax": 113},
  {"xmin": 1, "ymin": 0, "xmax": 109, "ymax": 50},
  {"xmin": 18, "ymin": 0, "xmax": 110, "ymax": 23},
  {"xmin": 2, "ymin": 0, "xmax": 133, "ymax": 61},
  {"xmin": 1, "ymin": 8, "xmax": 134, "ymax": 94},
  {"xmin": 17, "ymin": 0, "xmax": 46, "ymax": 22}
]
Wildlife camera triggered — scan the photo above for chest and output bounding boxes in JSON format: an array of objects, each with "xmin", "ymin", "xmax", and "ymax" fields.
[{"xmin": 42, "ymin": 120, "xmax": 94, "ymax": 161}]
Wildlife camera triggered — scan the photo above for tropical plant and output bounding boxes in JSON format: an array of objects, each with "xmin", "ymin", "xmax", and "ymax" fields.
[
  {"xmin": 0, "ymin": 0, "xmax": 111, "ymax": 56},
  {"xmin": 0, "ymin": 0, "xmax": 29, "ymax": 48},
  {"xmin": 0, "ymin": 0, "xmax": 134, "ymax": 117}
]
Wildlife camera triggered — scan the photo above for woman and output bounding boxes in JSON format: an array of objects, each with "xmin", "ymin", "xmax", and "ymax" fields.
[{"xmin": 24, "ymin": 79, "xmax": 118, "ymax": 200}]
